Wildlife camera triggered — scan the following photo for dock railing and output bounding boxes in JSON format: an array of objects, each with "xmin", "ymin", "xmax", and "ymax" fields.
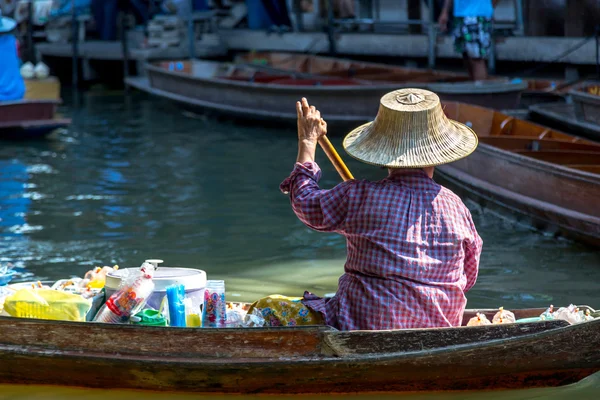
[{"xmin": 322, "ymin": 0, "xmax": 525, "ymax": 70}]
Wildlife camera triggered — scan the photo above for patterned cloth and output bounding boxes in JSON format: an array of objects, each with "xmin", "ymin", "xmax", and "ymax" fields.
[
  {"xmin": 453, "ymin": 16, "xmax": 492, "ymax": 59},
  {"xmin": 280, "ymin": 162, "xmax": 482, "ymax": 330},
  {"xmin": 247, "ymin": 294, "xmax": 324, "ymax": 327}
]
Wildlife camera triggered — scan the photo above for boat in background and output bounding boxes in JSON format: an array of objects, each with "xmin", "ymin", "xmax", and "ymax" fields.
[
  {"xmin": 0, "ymin": 100, "xmax": 70, "ymax": 140},
  {"xmin": 0, "ymin": 306, "xmax": 599, "ymax": 393},
  {"xmin": 237, "ymin": 52, "xmax": 566, "ymax": 108},
  {"xmin": 530, "ymin": 82, "xmax": 600, "ymax": 142},
  {"xmin": 125, "ymin": 58, "xmax": 527, "ymax": 128},
  {"xmin": 437, "ymin": 102, "xmax": 600, "ymax": 247}
]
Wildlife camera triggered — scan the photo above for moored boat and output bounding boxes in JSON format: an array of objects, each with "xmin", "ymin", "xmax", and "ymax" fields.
[
  {"xmin": 0, "ymin": 100, "xmax": 70, "ymax": 139},
  {"xmin": 437, "ymin": 102, "xmax": 600, "ymax": 247},
  {"xmin": 0, "ymin": 306, "xmax": 599, "ymax": 393},
  {"xmin": 529, "ymin": 102, "xmax": 600, "ymax": 142},
  {"xmin": 126, "ymin": 57, "xmax": 527, "ymax": 128},
  {"xmin": 237, "ymin": 52, "xmax": 563, "ymax": 108}
]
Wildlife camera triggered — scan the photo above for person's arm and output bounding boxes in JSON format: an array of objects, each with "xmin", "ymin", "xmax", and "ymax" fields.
[
  {"xmin": 463, "ymin": 211, "xmax": 483, "ymax": 292},
  {"xmin": 295, "ymin": 98, "xmax": 327, "ymax": 164},
  {"xmin": 279, "ymin": 98, "xmax": 352, "ymax": 232},
  {"xmin": 438, "ymin": 0, "xmax": 453, "ymax": 32}
]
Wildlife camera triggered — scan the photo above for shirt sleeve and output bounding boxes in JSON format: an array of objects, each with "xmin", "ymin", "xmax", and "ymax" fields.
[
  {"xmin": 280, "ymin": 161, "xmax": 353, "ymax": 233},
  {"xmin": 463, "ymin": 210, "xmax": 483, "ymax": 292}
]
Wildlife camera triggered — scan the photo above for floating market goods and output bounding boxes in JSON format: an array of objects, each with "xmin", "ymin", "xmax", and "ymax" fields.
[{"xmin": 93, "ymin": 262, "xmax": 155, "ymax": 324}]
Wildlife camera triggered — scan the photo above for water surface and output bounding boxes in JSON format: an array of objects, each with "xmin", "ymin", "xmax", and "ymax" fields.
[{"xmin": 0, "ymin": 91, "xmax": 598, "ymax": 398}]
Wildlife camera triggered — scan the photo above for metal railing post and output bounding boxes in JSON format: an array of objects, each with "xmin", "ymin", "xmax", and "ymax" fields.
[
  {"xmin": 488, "ymin": 20, "xmax": 496, "ymax": 74},
  {"xmin": 188, "ymin": 0, "xmax": 195, "ymax": 59},
  {"xmin": 514, "ymin": 0, "xmax": 524, "ymax": 35},
  {"xmin": 71, "ymin": 0, "xmax": 79, "ymax": 89},
  {"xmin": 427, "ymin": 0, "xmax": 436, "ymax": 69},
  {"xmin": 326, "ymin": 0, "xmax": 337, "ymax": 55}
]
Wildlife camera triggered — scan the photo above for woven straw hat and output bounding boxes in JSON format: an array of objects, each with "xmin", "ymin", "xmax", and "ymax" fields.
[{"xmin": 343, "ymin": 88, "xmax": 478, "ymax": 168}]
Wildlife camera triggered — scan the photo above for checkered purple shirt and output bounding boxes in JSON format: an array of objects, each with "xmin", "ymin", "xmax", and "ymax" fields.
[{"xmin": 280, "ymin": 162, "xmax": 482, "ymax": 330}]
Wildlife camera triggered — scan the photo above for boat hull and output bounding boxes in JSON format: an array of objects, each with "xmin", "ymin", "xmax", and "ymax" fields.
[
  {"xmin": 139, "ymin": 62, "xmax": 526, "ymax": 128},
  {"xmin": 530, "ymin": 102, "xmax": 600, "ymax": 142},
  {"xmin": 0, "ymin": 100, "xmax": 70, "ymax": 140},
  {"xmin": 0, "ymin": 313, "xmax": 598, "ymax": 393},
  {"xmin": 437, "ymin": 143, "xmax": 600, "ymax": 247}
]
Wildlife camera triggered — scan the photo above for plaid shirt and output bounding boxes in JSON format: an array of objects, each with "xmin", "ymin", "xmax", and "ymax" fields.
[{"xmin": 280, "ymin": 162, "xmax": 482, "ymax": 330}]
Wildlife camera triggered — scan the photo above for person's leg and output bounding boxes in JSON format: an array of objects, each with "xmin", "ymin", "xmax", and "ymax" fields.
[
  {"xmin": 470, "ymin": 58, "xmax": 488, "ymax": 80},
  {"xmin": 102, "ymin": 0, "xmax": 119, "ymax": 41},
  {"xmin": 458, "ymin": 16, "xmax": 491, "ymax": 81},
  {"xmin": 453, "ymin": 17, "xmax": 473, "ymax": 78},
  {"xmin": 338, "ymin": 0, "xmax": 355, "ymax": 19},
  {"xmin": 463, "ymin": 55, "xmax": 474, "ymax": 80},
  {"xmin": 127, "ymin": 0, "xmax": 149, "ymax": 26},
  {"xmin": 274, "ymin": 0, "xmax": 293, "ymax": 28},
  {"xmin": 261, "ymin": 0, "xmax": 284, "ymax": 27},
  {"xmin": 91, "ymin": 0, "xmax": 105, "ymax": 39}
]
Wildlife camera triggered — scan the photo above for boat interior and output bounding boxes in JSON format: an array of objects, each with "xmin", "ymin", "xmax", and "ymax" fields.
[
  {"xmin": 238, "ymin": 52, "xmax": 472, "ymax": 83},
  {"xmin": 443, "ymin": 102, "xmax": 600, "ymax": 175}
]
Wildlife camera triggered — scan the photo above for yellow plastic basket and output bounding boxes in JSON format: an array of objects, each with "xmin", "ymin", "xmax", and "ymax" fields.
[{"xmin": 4, "ymin": 289, "xmax": 92, "ymax": 322}]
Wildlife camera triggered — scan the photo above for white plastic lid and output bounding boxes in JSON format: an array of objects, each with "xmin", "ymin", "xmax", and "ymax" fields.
[{"xmin": 106, "ymin": 267, "xmax": 207, "ymax": 292}]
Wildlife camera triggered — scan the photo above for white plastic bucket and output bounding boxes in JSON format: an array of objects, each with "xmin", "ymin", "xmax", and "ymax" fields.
[{"xmin": 105, "ymin": 267, "xmax": 207, "ymax": 311}]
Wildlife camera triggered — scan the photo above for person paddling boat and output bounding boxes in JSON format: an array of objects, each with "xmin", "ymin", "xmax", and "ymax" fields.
[{"xmin": 251, "ymin": 88, "xmax": 483, "ymax": 330}]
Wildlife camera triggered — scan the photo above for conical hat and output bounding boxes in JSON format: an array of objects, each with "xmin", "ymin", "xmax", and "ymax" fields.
[{"xmin": 343, "ymin": 88, "xmax": 478, "ymax": 168}]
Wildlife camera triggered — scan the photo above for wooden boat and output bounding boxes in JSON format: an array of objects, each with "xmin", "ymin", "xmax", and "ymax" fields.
[
  {"xmin": 571, "ymin": 81, "xmax": 600, "ymax": 124},
  {"xmin": 0, "ymin": 306, "xmax": 599, "ymax": 393},
  {"xmin": 529, "ymin": 102, "xmax": 600, "ymax": 142},
  {"xmin": 237, "ymin": 52, "xmax": 564, "ymax": 108},
  {"xmin": 528, "ymin": 82, "xmax": 600, "ymax": 142},
  {"xmin": 0, "ymin": 100, "xmax": 70, "ymax": 139},
  {"xmin": 126, "ymin": 57, "xmax": 527, "ymax": 128},
  {"xmin": 437, "ymin": 102, "xmax": 600, "ymax": 247}
]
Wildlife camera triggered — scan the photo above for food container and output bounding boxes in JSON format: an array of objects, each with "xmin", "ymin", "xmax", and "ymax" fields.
[
  {"xmin": 105, "ymin": 265, "xmax": 207, "ymax": 311},
  {"xmin": 3, "ymin": 289, "xmax": 92, "ymax": 321}
]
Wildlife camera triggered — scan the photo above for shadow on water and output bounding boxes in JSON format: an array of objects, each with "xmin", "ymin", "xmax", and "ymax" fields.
[{"xmin": 0, "ymin": 371, "xmax": 599, "ymax": 399}]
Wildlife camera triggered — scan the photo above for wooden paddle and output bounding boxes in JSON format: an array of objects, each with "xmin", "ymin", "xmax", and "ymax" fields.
[{"xmin": 318, "ymin": 136, "xmax": 354, "ymax": 181}]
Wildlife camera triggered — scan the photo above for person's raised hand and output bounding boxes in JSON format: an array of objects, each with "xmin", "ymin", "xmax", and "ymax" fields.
[{"xmin": 296, "ymin": 97, "xmax": 327, "ymax": 146}]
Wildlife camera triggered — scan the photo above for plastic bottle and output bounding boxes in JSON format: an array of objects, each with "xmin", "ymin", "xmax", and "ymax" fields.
[
  {"xmin": 202, "ymin": 280, "xmax": 226, "ymax": 328},
  {"xmin": 166, "ymin": 283, "xmax": 186, "ymax": 327},
  {"xmin": 93, "ymin": 262, "xmax": 155, "ymax": 324}
]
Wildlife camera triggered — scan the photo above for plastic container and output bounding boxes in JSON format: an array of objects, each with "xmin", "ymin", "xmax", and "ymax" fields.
[
  {"xmin": 131, "ymin": 309, "xmax": 167, "ymax": 326},
  {"xmin": 202, "ymin": 280, "xmax": 226, "ymax": 328},
  {"xmin": 94, "ymin": 263, "xmax": 155, "ymax": 324},
  {"xmin": 3, "ymin": 289, "xmax": 92, "ymax": 321},
  {"xmin": 105, "ymin": 265, "xmax": 207, "ymax": 311},
  {"xmin": 166, "ymin": 284, "xmax": 187, "ymax": 327}
]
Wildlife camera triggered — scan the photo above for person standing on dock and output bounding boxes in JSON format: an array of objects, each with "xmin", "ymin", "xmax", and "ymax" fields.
[
  {"xmin": 271, "ymin": 89, "xmax": 483, "ymax": 330},
  {"xmin": 0, "ymin": 12, "xmax": 24, "ymax": 102},
  {"xmin": 438, "ymin": 0, "xmax": 499, "ymax": 81}
]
